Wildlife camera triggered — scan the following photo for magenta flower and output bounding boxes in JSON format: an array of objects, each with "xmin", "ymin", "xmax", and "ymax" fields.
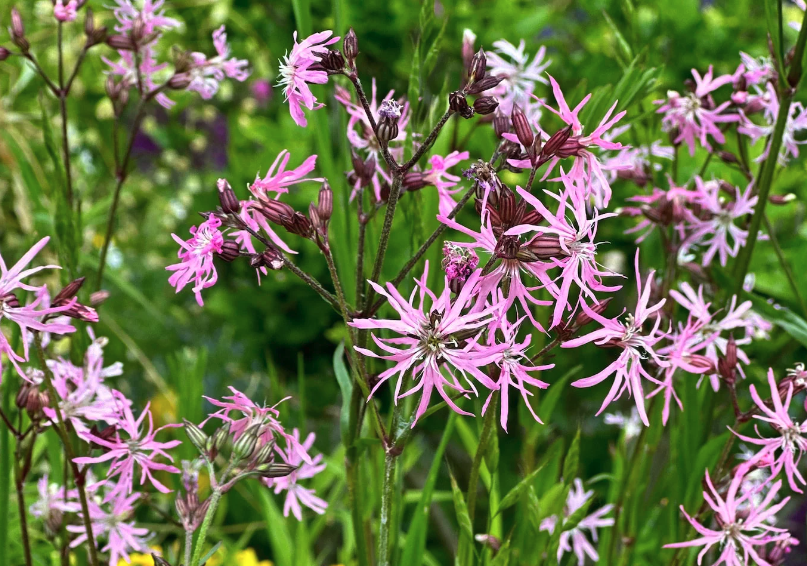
[
  {"xmin": 264, "ymin": 429, "xmax": 327, "ymax": 521},
  {"xmin": 67, "ymin": 492, "xmax": 150, "ymax": 566},
  {"xmin": 74, "ymin": 392, "xmax": 181, "ymax": 502},
  {"xmin": 733, "ymin": 369, "xmax": 807, "ymax": 493},
  {"xmin": 482, "ymin": 319, "xmax": 552, "ymax": 432},
  {"xmin": 186, "ymin": 26, "xmax": 250, "ymax": 100},
  {"xmin": 53, "ymin": 0, "xmax": 78, "ymax": 22},
  {"xmin": 485, "ymin": 39, "xmax": 551, "ymax": 113},
  {"xmin": 682, "ymin": 178, "xmax": 757, "ymax": 267},
  {"xmin": 278, "ymin": 30, "xmax": 340, "ymax": 127},
  {"xmin": 350, "ymin": 262, "xmax": 506, "ymax": 426},
  {"xmin": 422, "ymin": 151, "xmax": 470, "ymax": 216},
  {"xmin": 562, "ymin": 251, "xmax": 667, "ymax": 426},
  {"xmin": 664, "ymin": 463, "xmax": 792, "ymax": 566},
  {"xmin": 655, "ymin": 68, "xmax": 739, "ymax": 156},
  {"xmin": 539, "ymin": 478, "xmax": 614, "ymax": 566},
  {"xmin": 508, "ymin": 175, "xmax": 622, "ymax": 328},
  {"xmin": 250, "ymin": 150, "xmax": 323, "ymax": 200},
  {"xmin": 167, "ymin": 215, "xmax": 224, "ymax": 306}
]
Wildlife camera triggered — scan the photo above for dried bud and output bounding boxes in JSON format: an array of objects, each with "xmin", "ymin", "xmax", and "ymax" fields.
[
  {"xmin": 493, "ymin": 111, "xmax": 511, "ymax": 138},
  {"xmin": 167, "ymin": 72, "xmax": 192, "ymax": 90},
  {"xmin": 473, "ymin": 96, "xmax": 499, "ymax": 115},
  {"xmin": 526, "ymin": 235, "xmax": 566, "ymax": 260},
  {"xmin": 449, "ymin": 91, "xmax": 474, "ymax": 119},
  {"xmin": 511, "ymin": 105, "xmax": 534, "ymax": 149},
  {"xmin": 183, "ymin": 419, "xmax": 209, "ymax": 454},
  {"xmin": 319, "ymin": 49, "xmax": 345, "ymax": 72},
  {"xmin": 0, "ymin": 46, "xmax": 10, "ymax": 61},
  {"xmin": 106, "ymin": 34, "xmax": 136, "ymax": 51},
  {"xmin": 52, "ymin": 277, "xmax": 86, "ymax": 306},
  {"xmin": 769, "ymin": 193, "xmax": 796, "ymax": 205},
  {"xmin": 217, "ymin": 178, "xmax": 240, "ymax": 215},
  {"xmin": 465, "ymin": 74, "xmax": 504, "ymax": 95},
  {"xmin": 216, "ymin": 240, "xmax": 240, "ymax": 262},
  {"xmin": 541, "ymin": 125, "xmax": 573, "ymax": 159},
  {"xmin": 376, "ymin": 100, "xmax": 402, "ymax": 143},
  {"xmin": 343, "ymin": 28, "xmax": 358, "ymax": 65},
  {"xmin": 317, "ymin": 183, "xmax": 333, "ymax": 221},
  {"xmin": 468, "ymin": 48, "xmax": 486, "ymax": 83}
]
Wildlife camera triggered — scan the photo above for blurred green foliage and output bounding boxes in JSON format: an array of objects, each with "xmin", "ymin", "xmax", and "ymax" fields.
[{"xmin": 2, "ymin": 0, "xmax": 807, "ymax": 564}]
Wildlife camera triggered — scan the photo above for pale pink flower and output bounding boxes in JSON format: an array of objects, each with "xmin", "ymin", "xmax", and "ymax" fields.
[
  {"xmin": 74, "ymin": 392, "xmax": 181, "ymax": 502},
  {"xmin": 664, "ymin": 463, "xmax": 792, "ymax": 566},
  {"xmin": 739, "ymin": 82, "xmax": 807, "ymax": 165},
  {"xmin": 166, "ymin": 215, "xmax": 224, "ymax": 306},
  {"xmin": 485, "ymin": 39, "xmax": 551, "ymax": 114},
  {"xmin": 67, "ymin": 493, "xmax": 150, "ymax": 566},
  {"xmin": 539, "ymin": 478, "xmax": 614, "ymax": 566},
  {"xmin": 692, "ymin": 65, "xmax": 735, "ymax": 98},
  {"xmin": 733, "ymin": 368, "xmax": 807, "ymax": 493},
  {"xmin": 350, "ymin": 262, "xmax": 506, "ymax": 425},
  {"xmin": 29, "ymin": 474, "xmax": 80, "ymax": 522},
  {"xmin": 277, "ymin": 30, "xmax": 340, "ymax": 127},
  {"xmin": 482, "ymin": 319, "xmax": 552, "ymax": 431},
  {"xmin": 508, "ymin": 174, "xmax": 622, "ymax": 328},
  {"xmin": 186, "ymin": 26, "xmax": 250, "ymax": 99},
  {"xmin": 53, "ymin": 0, "xmax": 78, "ymax": 22},
  {"xmin": 264, "ymin": 429, "xmax": 327, "ymax": 520},
  {"xmin": 622, "ymin": 177, "xmax": 696, "ymax": 243},
  {"xmin": 250, "ymin": 150, "xmax": 322, "ymax": 200},
  {"xmin": 562, "ymin": 251, "xmax": 667, "ymax": 426},
  {"xmin": 422, "ymin": 151, "xmax": 470, "ymax": 216}
]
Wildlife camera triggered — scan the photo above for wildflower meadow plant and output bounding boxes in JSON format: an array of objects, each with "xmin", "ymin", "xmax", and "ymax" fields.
[{"xmin": 3, "ymin": 1, "xmax": 807, "ymax": 566}]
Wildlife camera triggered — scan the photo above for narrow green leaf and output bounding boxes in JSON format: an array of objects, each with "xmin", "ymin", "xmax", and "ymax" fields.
[
  {"xmin": 763, "ymin": 0, "xmax": 786, "ymax": 83},
  {"xmin": 684, "ymin": 431, "xmax": 731, "ymax": 509},
  {"xmin": 602, "ymin": 10, "xmax": 633, "ymax": 66},
  {"xmin": 256, "ymin": 486, "xmax": 294, "ymax": 566},
  {"xmin": 561, "ymin": 498, "xmax": 593, "ymax": 532},
  {"xmin": 333, "ymin": 343, "xmax": 354, "ymax": 447},
  {"xmin": 539, "ymin": 365, "xmax": 582, "ymax": 424},
  {"xmin": 199, "ymin": 541, "xmax": 223, "ymax": 566},
  {"xmin": 490, "ymin": 535, "xmax": 512, "ymax": 566},
  {"xmin": 562, "ymin": 429, "xmax": 581, "ymax": 483},
  {"xmin": 494, "ymin": 461, "xmax": 547, "ymax": 516},
  {"xmin": 422, "ymin": 16, "xmax": 448, "ymax": 78},
  {"xmin": 449, "ymin": 470, "xmax": 474, "ymax": 542}
]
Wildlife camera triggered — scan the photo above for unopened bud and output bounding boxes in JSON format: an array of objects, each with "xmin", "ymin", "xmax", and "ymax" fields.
[
  {"xmin": 493, "ymin": 111, "xmax": 511, "ymax": 138},
  {"xmin": 88, "ymin": 26, "xmax": 108, "ymax": 48},
  {"xmin": 255, "ymin": 462, "xmax": 298, "ymax": 478},
  {"xmin": 217, "ymin": 178, "xmax": 240, "ymax": 215},
  {"xmin": 317, "ymin": 183, "xmax": 333, "ymax": 221},
  {"xmin": 106, "ymin": 34, "xmax": 136, "ymax": 51},
  {"xmin": 90, "ymin": 290, "xmax": 110, "ymax": 307},
  {"xmin": 216, "ymin": 240, "xmax": 241, "ymax": 262},
  {"xmin": 10, "ymin": 8, "xmax": 28, "ymax": 52},
  {"xmin": 403, "ymin": 171, "xmax": 429, "ymax": 191},
  {"xmin": 468, "ymin": 48, "xmax": 486, "ymax": 83},
  {"xmin": 319, "ymin": 49, "xmax": 345, "ymax": 72},
  {"xmin": 343, "ymin": 28, "xmax": 358, "ymax": 65},
  {"xmin": 376, "ymin": 100, "xmax": 401, "ymax": 143},
  {"xmin": 465, "ymin": 74, "xmax": 504, "ymax": 95},
  {"xmin": 53, "ymin": 277, "xmax": 86, "ymax": 306},
  {"xmin": 541, "ymin": 125, "xmax": 573, "ymax": 159},
  {"xmin": 183, "ymin": 419, "xmax": 209, "ymax": 454},
  {"xmin": 151, "ymin": 554, "xmax": 173, "ymax": 566},
  {"xmin": 717, "ymin": 150, "xmax": 738, "ymax": 165},
  {"xmin": 84, "ymin": 8, "xmax": 94, "ymax": 36},
  {"xmin": 131, "ymin": 16, "xmax": 145, "ymax": 42},
  {"xmin": 769, "ymin": 193, "xmax": 796, "ymax": 205},
  {"xmin": 474, "ymin": 534, "xmax": 501, "ymax": 552},
  {"xmin": 233, "ymin": 425, "xmax": 261, "ymax": 460},
  {"xmin": 168, "ymin": 72, "xmax": 192, "ymax": 90},
  {"xmin": 526, "ymin": 235, "xmax": 565, "ymax": 260},
  {"xmin": 473, "ymin": 96, "xmax": 499, "ymax": 115},
  {"xmin": 0, "ymin": 47, "xmax": 10, "ymax": 61},
  {"xmin": 572, "ymin": 298, "xmax": 613, "ymax": 330},
  {"xmin": 449, "ymin": 91, "xmax": 474, "ymax": 119},
  {"xmin": 511, "ymin": 105, "xmax": 534, "ymax": 149},
  {"xmin": 253, "ymin": 439, "xmax": 276, "ymax": 464}
]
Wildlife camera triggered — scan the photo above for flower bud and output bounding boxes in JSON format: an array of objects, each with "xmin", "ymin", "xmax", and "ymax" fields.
[
  {"xmin": 541, "ymin": 125, "xmax": 573, "ymax": 159},
  {"xmin": 216, "ymin": 240, "xmax": 240, "ymax": 262},
  {"xmin": 53, "ymin": 277, "xmax": 86, "ymax": 307},
  {"xmin": 465, "ymin": 74, "xmax": 504, "ymax": 95},
  {"xmin": 403, "ymin": 171, "xmax": 429, "ymax": 191},
  {"xmin": 319, "ymin": 49, "xmax": 345, "ymax": 72},
  {"xmin": 0, "ymin": 47, "xmax": 10, "ymax": 61},
  {"xmin": 688, "ymin": 355, "xmax": 716, "ymax": 375},
  {"xmin": 211, "ymin": 424, "xmax": 230, "ymax": 452},
  {"xmin": 88, "ymin": 26, "xmax": 108, "ymax": 48},
  {"xmin": 84, "ymin": 8, "xmax": 95, "ymax": 36},
  {"xmin": 526, "ymin": 235, "xmax": 565, "ymax": 260},
  {"xmin": 183, "ymin": 419, "xmax": 209, "ymax": 455},
  {"xmin": 217, "ymin": 178, "xmax": 240, "ymax": 215},
  {"xmin": 90, "ymin": 290, "xmax": 110, "ymax": 307},
  {"xmin": 167, "ymin": 72, "xmax": 192, "ymax": 90},
  {"xmin": 717, "ymin": 150, "xmax": 738, "ymax": 165},
  {"xmin": 15, "ymin": 383, "xmax": 32, "ymax": 410},
  {"xmin": 10, "ymin": 8, "xmax": 26, "ymax": 51},
  {"xmin": 1, "ymin": 292, "xmax": 19, "ymax": 309},
  {"xmin": 376, "ymin": 100, "xmax": 401, "ymax": 143},
  {"xmin": 317, "ymin": 183, "xmax": 333, "ymax": 221},
  {"xmin": 253, "ymin": 438, "xmax": 276, "ymax": 464},
  {"xmin": 493, "ymin": 111, "xmax": 511, "ymax": 138},
  {"xmin": 494, "ymin": 235, "xmax": 520, "ymax": 259},
  {"xmin": 769, "ymin": 193, "xmax": 796, "ymax": 205},
  {"xmin": 251, "ymin": 248, "xmax": 284, "ymax": 271},
  {"xmin": 233, "ymin": 426, "xmax": 261, "ymax": 460},
  {"xmin": 343, "ymin": 28, "xmax": 358, "ymax": 65},
  {"xmin": 449, "ymin": 91, "xmax": 474, "ymax": 119},
  {"xmin": 511, "ymin": 105, "xmax": 534, "ymax": 150},
  {"xmin": 131, "ymin": 15, "xmax": 145, "ymax": 42},
  {"xmin": 468, "ymin": 48, "xmax": 486, "ymax": 83},
  {"xmin": 106, "ymin": 34, "xmax": 136, "ymax": 51},
  {"xmin": 473, "ymin": 96, "xmax": 499, "ymax": 115},
  {"xmin": 474, "ymin": 534, "xmax": 501, "ymax": 552},
  {"xmin": 255, "ymin": 462, "xmax": 298, "ymax": 478}
]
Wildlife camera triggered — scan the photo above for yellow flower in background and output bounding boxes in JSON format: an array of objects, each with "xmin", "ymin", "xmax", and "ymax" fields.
[
  {"xmin": 121, "ymin": 547, "xmax": 273, "ymax": 566},
  {"xmin": 117, "ymin": 546, "xmax": 162, "ymax": 566}
]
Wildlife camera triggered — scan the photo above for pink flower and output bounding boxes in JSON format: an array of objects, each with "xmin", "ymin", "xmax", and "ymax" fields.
[
  {"xmin": 485, "ymin": 39, "xmax": 551, "ymax": 114},
  {"xmin": 508, "ymin": 175, "xmax": 622, "ymax": 328},
  {"xmin": 422, "ymin": 151, "xmax": 470, "ymax": 216},
  {"xmin": 186, "ymin": 26, "xmax": 250, "ymax": 99},
  {"xmin": 29, "ymin": 474, "xmax": 80, "ymax": 524},
  {"xmin": 167, "ymin": 215, "xmax": 224, "ymax": 306},
  {"xmin": 733, "ymin": 368, "xmax": 807, "ymax": 493},
  {"xmin": 350, "ymin": 262, "xmax": 506, "ymax": 426},
  {"xmin": 53, "ymin": 0, "xmax": 78, "ymax": 22},
  {"xmin": 74, "ymin": 392, "xmax": 181, "ymax": 502},
  {"xmin": 682, "ymin": 178, "xmax": 757, "ymax": 267},
  {"xmin": 482, "ymin": 319, "xmax": 552, "ymax": 431},
  {"xmin": 664, "ymin": 463, "xmax": 792, "ymax": 566},
  {"xmin": 277, "ymin": 30, "xmax": 340, "ymax": 127},
  {"xmin": 264, "ymin": 429, "xmax": 327, "ymax": 520},
  {"xmin": 250, "ymin": 150, "xmax": 322, "ymax": 200},
  {"xmin": 67, "ymin": 492, "xmax": 150, "ymax": 566},
  {"xmin": 539, "ymin": 478, "xmax": 614, "ymax": 566},
  {"xmin": 562, "ymin": 251, "xmax": 667, "ymax": 426},
  {"xmin": 655, "ymin": 69, "xmax": 739, "ymax": 156},
  {"xmin": 739, "ymin": 82, "xmax": 807, "ymax": 165}
]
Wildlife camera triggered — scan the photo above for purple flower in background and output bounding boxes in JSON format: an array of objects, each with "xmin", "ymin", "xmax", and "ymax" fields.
[
  {"xmin": 53, "ymin": 0, "xmax": 78, "ymax": 22},
  {"xmin": 562, "ymin": 251, "xmax": 667, "ymax": 426},
  {"xmin": 167, "ymin": 215, "xmax": 224, "ymax": 306},
  {"xmin": 664, "ymin": 463, "xmax": 792, "ymax": 565},
  {"xmin": 251, "ymin": 79, "xmax": 273, "ymax": 106},
  {"xmin": 265, "ymin": 429, "xmax": 327, "ymax": 520},
  {"xmin": 278, "ymin": 30, "xmax": 340, "ymax": 127},
  {"xmin": 350, "ymin": 262, "xmax": 506, "ymax": 426},
  {"xmin": 540, "ymin": 478, "xmax": 614, "ymax": 566}
]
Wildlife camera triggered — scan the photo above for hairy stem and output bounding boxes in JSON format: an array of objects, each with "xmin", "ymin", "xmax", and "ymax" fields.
[
  {"xmin": 355, "ymin": 194, "xmax": 368, "ymax": 311},
  {"xmin": 378, "ymin": 450, "xmax": 399, "ymax": 566},
  {"xmin": 190, "ymin": 488, "xmax": 222, "ymax": 566},
  {"xmin": 363, "ymin": 173, "xmax": 404, "ymax": 312},
  {"xmin": 13, "ymin": 455, "xmax": 33, "ymax": 566},
  {"xmin": 347, "ymin": 73, "xmax": 398, "ymax": 170},
  {"xmin": 57, "ymin": 23, "xmax": 73, "ymax": 208},
  {"xmin": 402, "ymin": 110, "xmax": 454, "ymax": 171}
]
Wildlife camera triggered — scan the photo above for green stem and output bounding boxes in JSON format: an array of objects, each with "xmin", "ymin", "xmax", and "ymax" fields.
[
  {"xmin": 364, "ymin": 173, "xmax": 403, "ymax": 312},
  {"xmin": 763, "ymin": 215, "xmax": 807, "ymax": 318},
  {"xmin": 378, "ymin": 451, "xmax": 399, "ymax": 566},
  {"xmin": 460, "ymin": 392, "xmax": 498, "ymax": 565},
  {"xmin": 346, "ymin": 385, "xmax": 371, "ymax": 566},
  {"xmin": 184, "ymin": 529, "xmax": 194, "ymax": 566},
  {"xmin": 190, "ymin": 489, "xmax": 222, "ymax": 566},
  {"xmin": 0, "ymin": 330, "xmax": 18, "ymax": 566},
  {"xmin": 607, "ymin": 423, "xmax": 649, "ymax": 565}
]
